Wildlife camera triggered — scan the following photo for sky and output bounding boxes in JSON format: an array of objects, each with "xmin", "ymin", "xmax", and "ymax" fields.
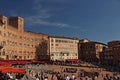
[{"xmin": 1, "ymin": 0, "xmax": 120, "ymax": 44}]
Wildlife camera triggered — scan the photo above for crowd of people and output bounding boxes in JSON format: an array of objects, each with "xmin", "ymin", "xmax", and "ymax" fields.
[
  {"xmin": 21, "ymin": 63, "xmax": 120, "ymax": 80},
  {"xmin": 0, "ymin": 62, "xmax": 120, "ymax": 80}
]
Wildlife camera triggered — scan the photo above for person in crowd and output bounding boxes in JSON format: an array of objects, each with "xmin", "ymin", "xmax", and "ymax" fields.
[
  {"xmin": 56, "ymin": 72, "xmax": 62, "ymax": 80},
  {"xmin": 64, "ymin": 74, "xmax": 67, "ymax": 80},
  {"xmin": 85, "ymin": 76, "xmax": 89, "ymax": 80},
  {"xmin": 66, "ymin": 75, "xmax": 70, "ymax": 80},
  {"xmin": 71, "ymin": 74, "xmax": 75, "ymax": 80},
  {"xmin": 44, "ymin": 74, "xmax": 48, "ymax": 80},
  {"xmin": 36, "ymin": 77, "xmax": 40, "ymax": 80}
]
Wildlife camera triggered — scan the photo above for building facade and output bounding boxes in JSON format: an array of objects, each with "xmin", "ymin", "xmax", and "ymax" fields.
[
  {"xmin": 80, "ymin": 41, "xmax": 107, "ymax": 63},
  {"xmin": 107, "ymin": 41, "xmax": 120, "ymax": 66},
  {"xmin": 108, "ymin": 40, "xmax": 120, "ymax": 48},
  {"xmin": 49, "ymin": 36, "xmax": 79, "ymax": 61},
  {"xmin": 0, "ymin": 16, "xmax": 49, "ymax": 60},
  {"xmin": 78, "ymin": 39, "xmax": 90, "ymax": 60},
  {"xmin": 100, "ymin": 48, "xmax": 113, "ymax": 66}
]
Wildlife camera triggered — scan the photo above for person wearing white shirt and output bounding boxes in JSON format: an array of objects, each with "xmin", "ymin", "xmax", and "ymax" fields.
[{"xmin": 66, "ymin": 75, "xmax": 70, "ymax": 80}]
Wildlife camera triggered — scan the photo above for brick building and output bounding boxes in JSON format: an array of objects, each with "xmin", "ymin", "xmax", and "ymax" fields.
[
  {"xmin": 100, "ymin": 48, "xmax": 113, "ymax": 66},
  {"xmin": 0, "ymin": 16, "xmax": 49, "ymax": 60},
  {"xmin": 108, "ymin": 41, "xmax": 120, "ymax": 66},
  {"xmin": 80, "ymin": 41, "xmax": 107, "ymax": 63},
  {"xmin": 100, "ymin": 40, "xmax": 120, "ymax": 67},
  {"xmin": 78, "ymin": 39, "xmax": 90, "ymax": 60},
  {"xmin": 108, "ymin": 40, "xmax": 120, "ymax": 48},
  {"xmin": 112, "ymin": 45, "xmax": 120, "ymax": 66}
]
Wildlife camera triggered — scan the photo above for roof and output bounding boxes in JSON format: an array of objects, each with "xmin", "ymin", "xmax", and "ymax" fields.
[
  {"xmin": 81, "ymin": 41, "xmax": 107, "ymax": 46},
  {"xmin": 49, "ymin": 35, "xmax": 79, "ymax": 40},
  {"xmin": 108, "ymin": 40, "xmax": 120, "ymax": 43}
]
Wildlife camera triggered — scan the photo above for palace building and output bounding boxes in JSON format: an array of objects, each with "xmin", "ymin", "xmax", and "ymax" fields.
[
  {"xmin": 0, "ymin": 16, "xmax": 49, "ymax": 60},
  {"xmin": 49, "ymin": 36, "xmax": 79, "ymax": 61}
]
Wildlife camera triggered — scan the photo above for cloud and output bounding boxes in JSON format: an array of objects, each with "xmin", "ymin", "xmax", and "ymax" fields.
[
  {"xmin": 25, "ymin": 16, "xmax": 79, "ymax": 29},
  {"xmin": 25, "ymin": 0, "xmax": 80, "ymax": 29}
]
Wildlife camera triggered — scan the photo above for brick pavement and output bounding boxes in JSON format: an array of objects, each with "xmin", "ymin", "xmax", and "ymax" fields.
[{"xmin": 24, "ymin": 64, "xmax": 120, "ymax": 80}]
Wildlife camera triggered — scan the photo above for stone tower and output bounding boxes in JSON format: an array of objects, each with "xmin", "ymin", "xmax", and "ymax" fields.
[
  {"xmin": 9, "ymin": 16, "xmax": 24, "ymax": 33},
  {"xmin": 0, "ymin": 16, "xmax": 8, "ymax": 28}
]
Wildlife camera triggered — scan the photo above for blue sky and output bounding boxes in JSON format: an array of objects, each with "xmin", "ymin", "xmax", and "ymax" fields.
[{"xmin": 1, "ymin": 0, "xmax": 120, "ymax": 43}]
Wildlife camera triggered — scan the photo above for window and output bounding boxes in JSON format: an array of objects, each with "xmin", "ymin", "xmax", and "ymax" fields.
[
  {"xmin": 2, "ymin": 49, "xmax": 5, "ymax": 55},
  {"xmin": 19, "ymin": 43, "xmax": 22, "ymax": 46},
  {"xmin": 2, "ymin": 41, "xmax": 6, "ymax": 46},
  {"xmin": 56, "ymin": 44, "xmax": 58, "ymax": 46},
  {"xmin": 51, "ymin": 54, "xmax": 54, "ymax": 56},
  {"xmin": 51, "ymin": 39, "xmax": 54, "ymax": 42},
  {"xmin": 51, "ymin": 44, "xmax": 53, "ymax": 46},
  {"xmin": 20, "ymin": 36, "xmax": 22, "ymax": 39},
  {"xmin": 19, "ymin": 56, "xmax": 22, "ymax": 59},
  {"xmin": 67, "ymin": 53, "xmax": 69, "ymax": 56}
]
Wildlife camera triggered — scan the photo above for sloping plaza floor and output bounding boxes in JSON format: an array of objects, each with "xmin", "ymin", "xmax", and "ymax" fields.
[{"xmin": 21, "ymin": 63, "xmax": 120, "ymax": 80}]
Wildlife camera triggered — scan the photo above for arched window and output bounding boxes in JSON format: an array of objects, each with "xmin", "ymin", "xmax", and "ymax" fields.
[{"xmin": 2, "ymin": 49, "xmax": 5, "ymax": 55}]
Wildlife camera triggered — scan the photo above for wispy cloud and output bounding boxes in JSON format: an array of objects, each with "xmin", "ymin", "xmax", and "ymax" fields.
[
  {"xmin": 25, "ymin": 0, "xmax": 80, "ymax": 29},
  {"xmin": 26, "ymin": 16, "xmax": 79, "ymax": 29}
]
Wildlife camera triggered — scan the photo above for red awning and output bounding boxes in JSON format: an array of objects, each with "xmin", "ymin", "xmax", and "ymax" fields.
[
  {"xmin": 0, "ymin": 62, "xmax": 11, "ymax": 66},
  {"xmin": 31, "ymin": 60, "xmax": 45, "ymax": 63},
  {"xmin": 0, "ymin": 60, "xmax": 31, "ymax": 65},
  {"xmin": 67, "ymin": 59, "xmax": 80, "ymax": 62},
  {"xmin": 0, "ymin": 67, "xmax": 26, "ymax": 74}
]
